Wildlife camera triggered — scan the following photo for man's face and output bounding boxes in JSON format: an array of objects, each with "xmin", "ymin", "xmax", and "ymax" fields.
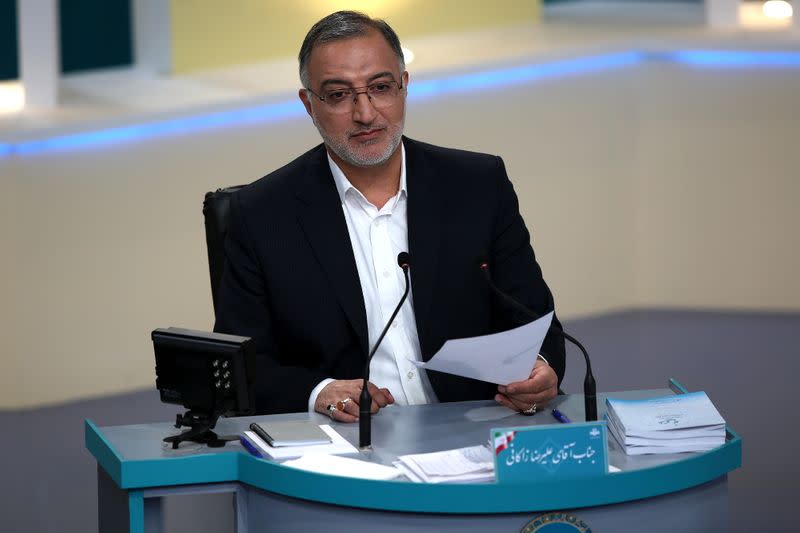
[{"xmin": 299, "ymin": 30, "xmax": 408, "ymax": 168}]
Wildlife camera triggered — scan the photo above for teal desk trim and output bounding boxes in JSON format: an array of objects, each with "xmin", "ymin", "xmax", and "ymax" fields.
[
  {"xmin": 85, "ymin": 398, "xmax": 742, "ymax": 514},
  {"xmin": 128, "ymin": 491, "xmax": 144, "ymax": 533},
  {"xmin": 85, "ymin": 419, "xmax": 240, "ymax": 489},
  {"xmin": 121, "ymin": 454, "xmax": 239, "ymax": 489},
  {"xmin": 233, "ymin": 436, "xmax": 741, "ymax": 513},
  {"xmin": 85, "ymin": 419, "xmax": 123, "ymax": 486}
]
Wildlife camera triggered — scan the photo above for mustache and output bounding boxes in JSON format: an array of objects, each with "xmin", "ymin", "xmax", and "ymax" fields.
[{"xmin": 347, "ymin": 125, "xmax": 387, "ymax": 137}]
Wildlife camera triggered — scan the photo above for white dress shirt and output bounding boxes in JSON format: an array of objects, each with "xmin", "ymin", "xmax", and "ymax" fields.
[{"xmin": 308, "ymin": 144, "xmax": 439, "ymax": 411}]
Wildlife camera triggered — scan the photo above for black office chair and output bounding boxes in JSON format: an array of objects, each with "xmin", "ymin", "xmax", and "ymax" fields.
[{"xmin": 203, "ymin": 185, "xmax": 245, "ymax": 317}]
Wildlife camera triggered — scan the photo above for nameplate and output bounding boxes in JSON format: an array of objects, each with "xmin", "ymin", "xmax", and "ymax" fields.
[{"xmin": 492, "ymin": 421, "xmax": 608, "ymax": 483}]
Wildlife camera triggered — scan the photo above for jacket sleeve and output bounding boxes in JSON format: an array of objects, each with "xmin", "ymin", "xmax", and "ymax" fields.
[
  {"xmin": 488, "ymin": 156, "xmax": 567, "ymax": 385},
  {"xmin": 213, "ymin": 191, "xmax": 328, "ymax": 414}
]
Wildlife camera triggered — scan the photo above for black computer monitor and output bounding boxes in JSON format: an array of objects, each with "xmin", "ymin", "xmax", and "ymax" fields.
[{"xmin": 153, "ymin": 327, "xmax": 255, "ymax": 448}]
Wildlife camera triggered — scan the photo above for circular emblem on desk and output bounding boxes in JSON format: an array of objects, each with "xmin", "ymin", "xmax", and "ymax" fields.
[{"xmin": 521, "ymin": 512, "xmax": 592, "ymax": 533}]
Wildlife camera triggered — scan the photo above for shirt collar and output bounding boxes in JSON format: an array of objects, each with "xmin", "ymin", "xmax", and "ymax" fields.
[{"xmin": 328, "ymin": 143, "xmax": 407, "ymax": 206}]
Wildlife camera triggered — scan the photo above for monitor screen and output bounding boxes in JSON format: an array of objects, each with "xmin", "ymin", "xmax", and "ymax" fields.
[{"xmin": 152, "ymin": 327, "xmax": 255, "ymax": 417}]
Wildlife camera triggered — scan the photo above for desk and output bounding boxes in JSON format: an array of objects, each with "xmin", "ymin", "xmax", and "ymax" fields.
[{"xmin": 86, "ymin": 386, "xmax": 741, "ymax": 532}]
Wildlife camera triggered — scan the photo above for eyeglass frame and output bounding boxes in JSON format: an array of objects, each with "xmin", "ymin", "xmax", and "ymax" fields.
[{"xmin": 304, "ymin": 79, "xmax": 405, "ymax": 112}]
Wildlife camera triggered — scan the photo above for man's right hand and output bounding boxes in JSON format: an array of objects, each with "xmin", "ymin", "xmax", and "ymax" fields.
[{"xmin": 314, "ymin": 379, "xmax": 395, "ymax": 422}]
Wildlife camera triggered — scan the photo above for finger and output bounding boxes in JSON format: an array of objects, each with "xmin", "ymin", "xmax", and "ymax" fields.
[
  {"xmin": 494, "ymin": 393, "xmax": 519, "ymax": 412},
  {"xmin": 329, "ymin": 406, "xmax": 358, "ymax": 423},
  {"xmin": 500, "ymin": 392, "xmax": 536, "ymax": 413},
  {"xmin": 506, "ymin": 386, "xmax": 558, "ymax": 408},
  {"xmin": 316, "ymin": 380, "xmax": 358, "ymax": 412},
  {"xmin": 499, "ymin": 381, "xmax": 559, "ymax": 411},
  {"xmin": 350, "ymin": 386, "xmax": 382, "ymax": 414},
  {"xmin": 498, "ymin": 380, "xmax": 538, "ymax": 396},
  {"xmin": 381, "ymin": 388, "xmax": 395, "ymax": 405},
  {"xmin": 339, "ymin": 397, "xmax": 360, "ymax": 417},
  {"xmin": 502, "ymin": 370, "xmax": 557, "ymax": 396},
  {"xmin": 371, "ymin": 389, "xmax": 392, "ymax": 408},
  {"xmin": 366, "ymin": 383, "xmax": 394, "ymax": 407}
]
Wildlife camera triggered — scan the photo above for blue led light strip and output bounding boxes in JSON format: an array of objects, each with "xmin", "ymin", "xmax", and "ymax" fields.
[
  {"xmin": 409, "ymin": 51, "xmax": 644, "ymax": 101},
  {"xmin": 10, "ymin": 100, "xmax": 306, "ymax": 155},
  {"xmin": 662, "ymin": 50, "xmax": 800, "ymax": 68},
  {"xmin": 2, "ymin": 49, "xmax": 800, "ymax": 157}
]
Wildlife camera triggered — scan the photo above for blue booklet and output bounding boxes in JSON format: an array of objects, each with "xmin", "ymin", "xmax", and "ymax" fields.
[{"xmin": 605, "ymin": 392, "xmax": 726, "ymax": 455}]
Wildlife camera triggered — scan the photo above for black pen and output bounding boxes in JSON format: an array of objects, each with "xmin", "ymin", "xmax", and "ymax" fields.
[
  {"xmin": 239, "ymin": 435, "xmax": 263, "ymax": 458},
  {"xmin": 551, "ymin": 409, "xmax": 571, "ymax": 424}
]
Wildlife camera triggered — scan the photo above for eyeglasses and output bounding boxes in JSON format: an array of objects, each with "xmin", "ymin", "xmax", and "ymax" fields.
[{"xmin": 305, "ymin": 80, "xmax": 404, "ymax": 114}]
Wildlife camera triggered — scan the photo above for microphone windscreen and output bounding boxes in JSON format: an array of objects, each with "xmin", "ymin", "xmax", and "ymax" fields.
[{"xmin": 397, "ymin": 252, "xmax": 411, "ymax": 269}]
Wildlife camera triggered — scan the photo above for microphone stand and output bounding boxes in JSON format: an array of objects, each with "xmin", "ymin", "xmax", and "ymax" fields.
[
  {"xmin": 359, "ymin": 253, "xmax": 412, "ymax": 449},
  {"xmin": 479, "ymin": 262, "xmax": 597, "ymax": 421}
]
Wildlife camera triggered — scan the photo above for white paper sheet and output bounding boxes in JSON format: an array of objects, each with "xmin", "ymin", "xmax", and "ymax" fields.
[
  {"xmin": 394, "ymin": 445, "xmax": 495, "ymax": 483},
  {"xmin": 412, "ymin": 311, "xmax": 553, "ymax": 385},
  {"xmin": 282, "ymin": 454, "xmax": 401, "ymax": 480}
]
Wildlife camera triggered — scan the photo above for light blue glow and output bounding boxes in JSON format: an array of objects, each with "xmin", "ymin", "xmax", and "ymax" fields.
[
  {"xmin": 409, "ymin": 51, "xmax": 644, "ymax": 101},
  {"xmin": 11, "ymin": 100, "xmax": 306, "ymax": 155},
  {"xmin": 665, "ymin": 50, "xmax": 800, "ymax": 68},
  {"xmin": 3, "ymin": 49, "xmax": 800, "ymax": 157}
]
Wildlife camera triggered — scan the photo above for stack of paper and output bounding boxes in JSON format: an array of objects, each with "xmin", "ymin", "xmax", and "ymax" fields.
[
  {"xmin": 606, "ymin": 392, "xmax": 726, "ymax": 455},
  {"xmin": 394, "ymin": 445, "xmax": 494, "ymax": 483}
]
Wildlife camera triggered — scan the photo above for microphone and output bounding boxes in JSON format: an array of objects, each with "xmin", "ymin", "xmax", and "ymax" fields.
[
  {"xmin": 478, "ymin": 259, "xmax": 597, "ymax": 422},
  {"xmin": 359, "ymin": 252, "xmax": 412, "ymax": 449}
]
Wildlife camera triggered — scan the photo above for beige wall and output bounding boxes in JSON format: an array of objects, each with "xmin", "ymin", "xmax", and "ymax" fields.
[
  {"xmin": 1, "ymin": 158, "xmax": 21, "ymax": 402},
  {"xmin": 170, "ymin": 0, "xmax": 541, "ymax": 73},
  {"xmin": 1, "ymin": 62, "xmax": 798, "ymax": 408},
  {"xmin": 631, "ymin": 64, "xmax": 800, "ymax": 310}
]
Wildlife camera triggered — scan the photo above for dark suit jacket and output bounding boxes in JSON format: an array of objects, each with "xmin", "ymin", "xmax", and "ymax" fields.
[{"xmin": 214, "ymin": 137, "xmax": 565, "ymax": 414}]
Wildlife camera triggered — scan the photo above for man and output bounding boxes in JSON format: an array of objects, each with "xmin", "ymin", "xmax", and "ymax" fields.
[{"xmin": 214, "ymin": 11, "xmax": 565, "ymax": 421}]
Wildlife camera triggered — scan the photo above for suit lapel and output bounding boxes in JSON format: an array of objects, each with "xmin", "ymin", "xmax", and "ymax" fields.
[
  {"xmin": 293, "ymin": 146, "xmax": 369, "ymax": 357},
  {"xmin": 404, "ymin": 138, "xmax": 442, "ymax": 358}
]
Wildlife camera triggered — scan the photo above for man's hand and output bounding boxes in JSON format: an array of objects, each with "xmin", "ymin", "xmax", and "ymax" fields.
[
  {"xmin": 495, "ymin": 358, "xmax": 558, "ymax": 414},
  {"xmin": 314, "ymin": 379, "xmax": 395, "ymax": 422}
]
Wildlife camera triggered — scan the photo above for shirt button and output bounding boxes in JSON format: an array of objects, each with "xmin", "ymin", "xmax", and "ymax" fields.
[
  {"xmin": 407, "ymin": 371, "xmax": 415, "ymax": 380},
  {"xmin": 383, "ymin": 270, "xmax": 390, "ymax": 278},
  {"xmin": 391, "ymin": 321, "xmax": 399, "ymax": 328}
]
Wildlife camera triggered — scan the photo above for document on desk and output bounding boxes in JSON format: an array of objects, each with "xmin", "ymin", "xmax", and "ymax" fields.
[
  {"xmin": 282, "ymin": 454, "xmax": 402, "ymax": 480},
  {"xmin": 395, "ymin": 445, "xmax": 495, "ymax": 483},
  {"xmin": 605, "ymin": 391, "xmax": 727, "ymax": 455},
  {"xmin": 411, "ymin": 311, "xmax": 553, "ymax": 385}
]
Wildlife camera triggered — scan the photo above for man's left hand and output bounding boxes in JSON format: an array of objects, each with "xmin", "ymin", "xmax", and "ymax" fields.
[{"xmin": 495, "ymin": 358, "xmax": 558, "ymax": 414}]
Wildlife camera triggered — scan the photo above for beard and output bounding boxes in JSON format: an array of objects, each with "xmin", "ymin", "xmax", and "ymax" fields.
[{"xmin": 314, "ymin": 115, "xmax": 405, "ymax": 168}]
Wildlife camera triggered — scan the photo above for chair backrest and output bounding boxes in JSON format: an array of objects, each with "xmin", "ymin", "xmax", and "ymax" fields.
[{"xmin": 203, "ymin": 185, "xmax": 245, "ymax": 317}]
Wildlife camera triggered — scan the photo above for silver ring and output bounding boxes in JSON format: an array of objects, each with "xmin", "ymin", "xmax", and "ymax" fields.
[
  {"xmin": 326, "ymin": 403, "xmax": 337, "ymax": 419},
  {"xmin": 521, "ymin": 402, "xmax": 537, "ymax": 416},
  {"xmin": 336, "ymin": 397, "xmax": 352, "ymax": 411}
]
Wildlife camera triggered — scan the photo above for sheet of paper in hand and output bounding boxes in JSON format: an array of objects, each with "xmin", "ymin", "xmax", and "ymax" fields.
[{"xmin": 411, "ymin": 311, "xmax": 553, "ymax": 385}]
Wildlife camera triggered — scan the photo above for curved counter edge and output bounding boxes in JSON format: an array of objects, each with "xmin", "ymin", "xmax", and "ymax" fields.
[{"xmin": 86, "ymin": 419, "xmax": 742, "ymax": 514}]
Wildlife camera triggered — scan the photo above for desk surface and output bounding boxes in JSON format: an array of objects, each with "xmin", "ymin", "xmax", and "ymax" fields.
[{"xmin": 86, "ymin": 385, "xmax": 741, "ymax": 514}]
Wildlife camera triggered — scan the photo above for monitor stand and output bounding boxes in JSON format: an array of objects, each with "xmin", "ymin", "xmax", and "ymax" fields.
[{"xmin": 163, "ymin": 409, "xmax": 237, "ymax": 449}]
